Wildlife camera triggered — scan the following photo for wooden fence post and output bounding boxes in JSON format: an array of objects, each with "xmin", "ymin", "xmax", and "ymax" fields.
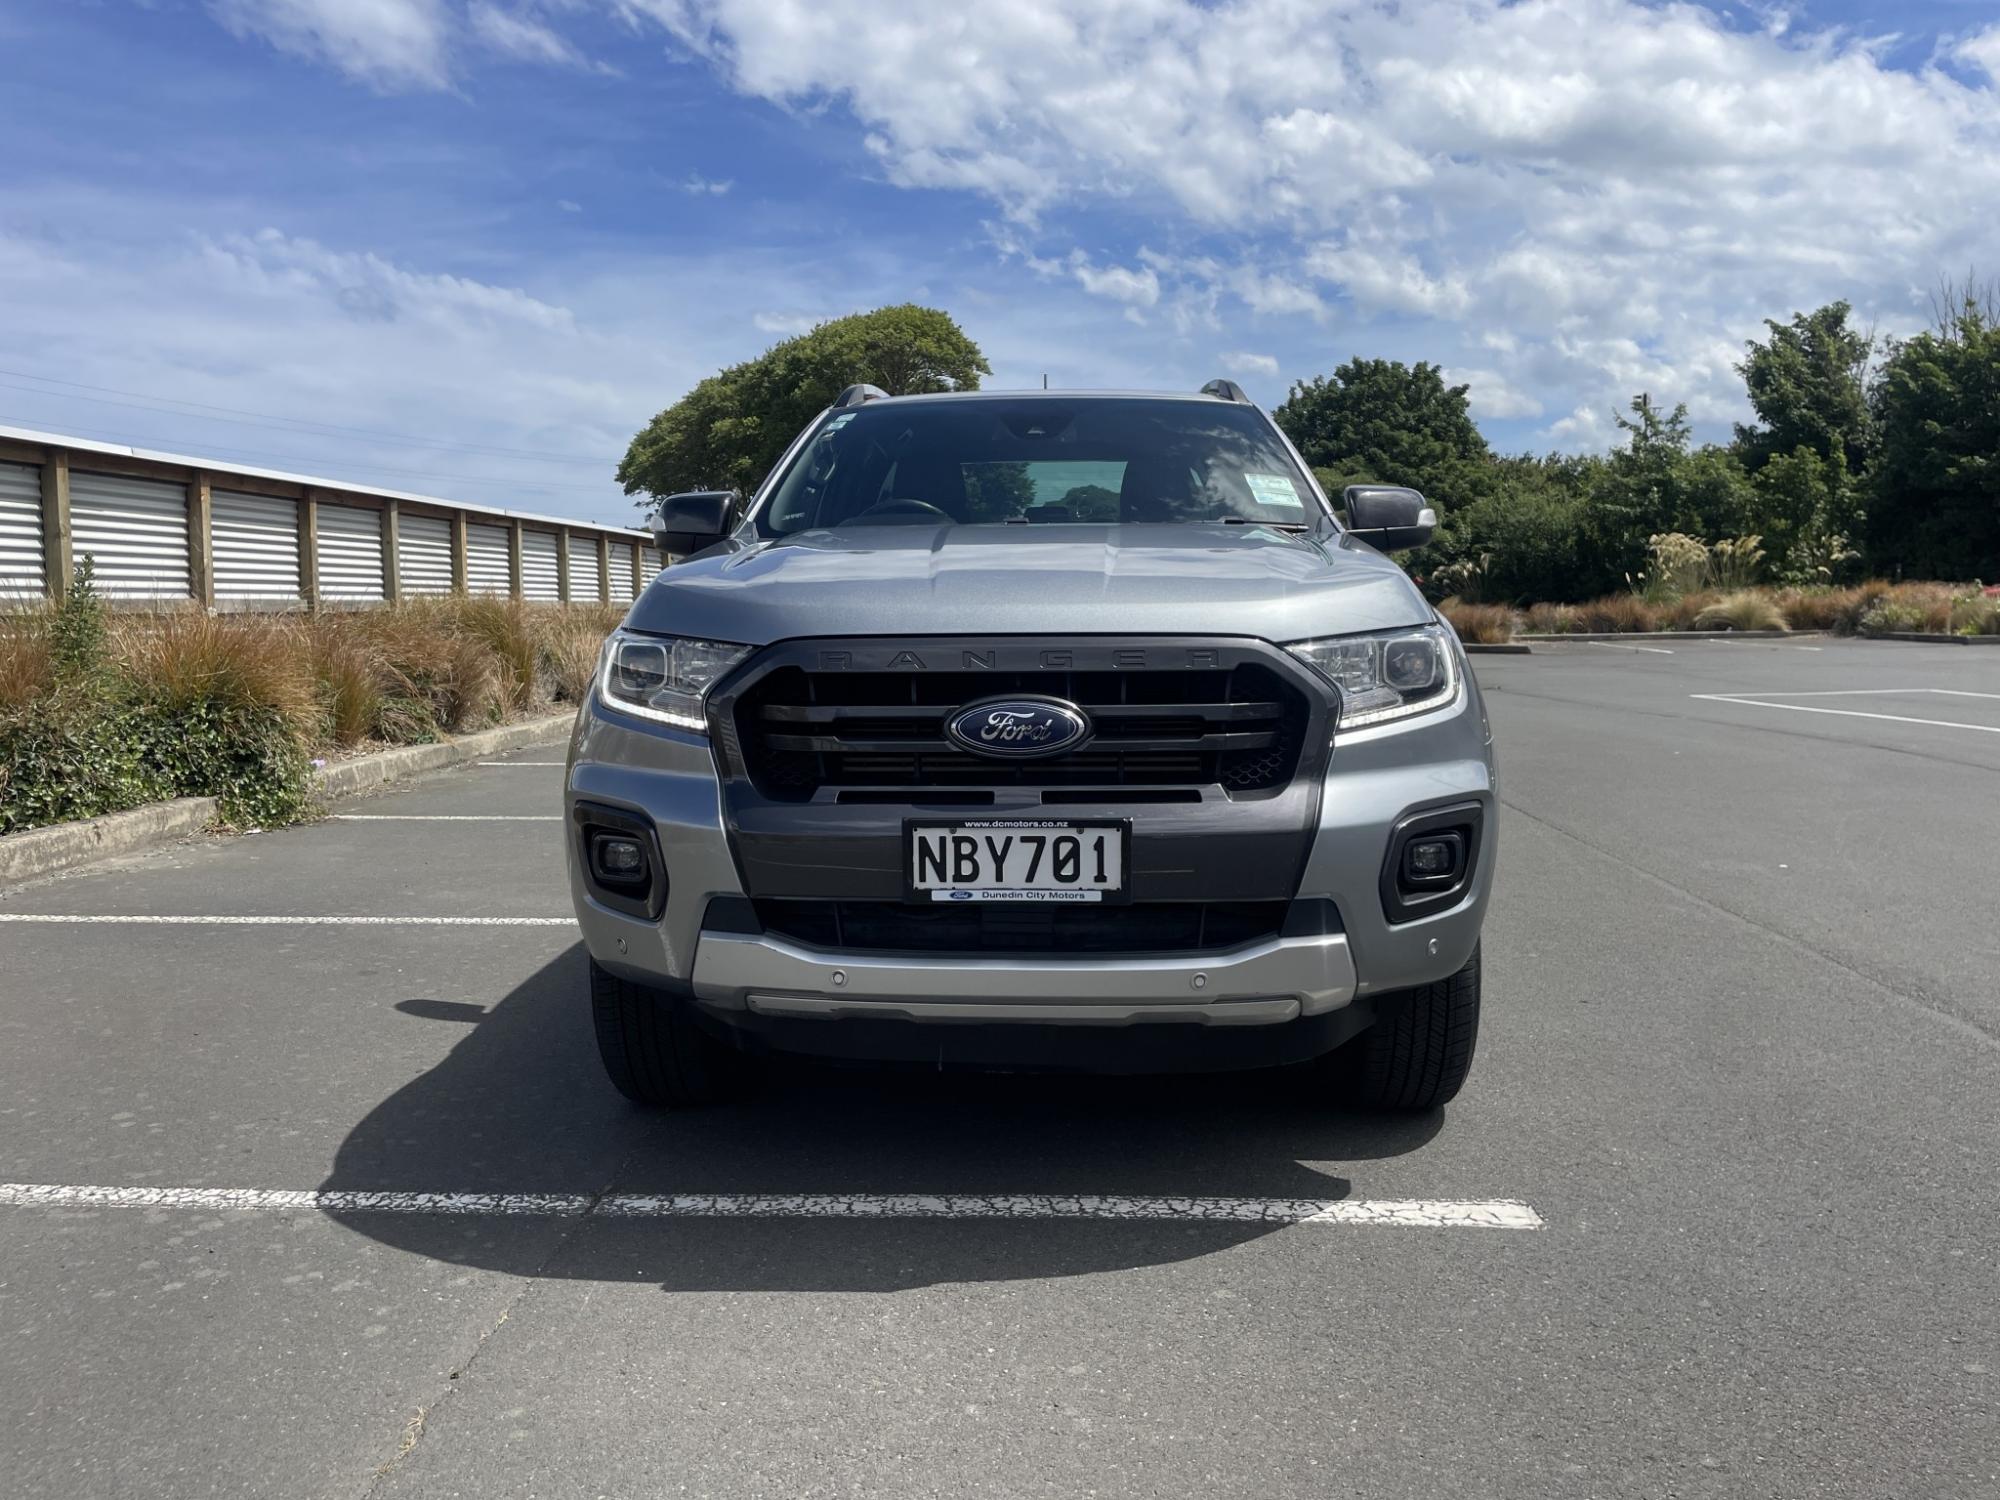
[
  {"xmin": 40, "ymin": 450, "xmax": 71, "ymax": 600},
  {"xmin": 451, "ymin": 512, "xmax": 469, "ymax": 594},
  {"xmin": 508, "ymin": 519, "xmax": 524, "ymax": 600},
  {"xmin": 556, "ymin": 527, "xmax": 572, "ymax": 602},
  {"xmin": 595, "ymin": 534, "xmax": 611, "ymax": 603},
  {"xmin": 300, "ymin": 490, "xmax": 321, "ymax": 610},
  {"xmin": 382, "ymin": 500, "xmax": 402, "ymax": 601},
  {"xmin": 187, "ymin": 471, "xmax": 215, "ymax": 608}
]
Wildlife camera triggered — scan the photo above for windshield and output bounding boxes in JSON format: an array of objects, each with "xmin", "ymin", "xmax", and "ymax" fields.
[{"xmin": 755, "ymin": 396, "xmax": 1327, "ymax": 536}]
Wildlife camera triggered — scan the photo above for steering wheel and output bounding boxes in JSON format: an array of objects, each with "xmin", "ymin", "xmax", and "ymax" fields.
[{"xmin": 857, "ymin": 497, "xmax": 953, "ymax": 520}]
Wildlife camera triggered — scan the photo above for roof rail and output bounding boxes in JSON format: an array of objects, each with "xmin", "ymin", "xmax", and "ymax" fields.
[
  {"xmin": 1200, "ymin": 378, "xmax": 1249, "ymax": 403},
  {"xmin": 834, "ymin": 383, "xmax": 890, "ymax": 408}
]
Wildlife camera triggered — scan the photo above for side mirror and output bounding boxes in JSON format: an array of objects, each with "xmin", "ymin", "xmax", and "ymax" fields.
[
  {"xmin": 650, "ymin": 490, "xmax": 736, "ymax": 555},
  {"xmin": 1342, "ymin": 485, "xmax": 1437, "ymax": 552}
]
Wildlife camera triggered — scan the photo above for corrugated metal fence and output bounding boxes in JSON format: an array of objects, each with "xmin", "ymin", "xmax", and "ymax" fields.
[{"xmin": 0, "ymin": 428, "xmax": 662, "ymax": 610}]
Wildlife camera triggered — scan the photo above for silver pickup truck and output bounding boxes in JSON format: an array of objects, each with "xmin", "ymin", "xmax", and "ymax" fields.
[{"xmin": 565, "ymin": 381, "xmax": 1495, "ymax": 1110}]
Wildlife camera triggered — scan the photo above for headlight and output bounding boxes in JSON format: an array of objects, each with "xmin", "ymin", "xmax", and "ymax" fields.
[
  {"xmin": 596, "ymin": 628, "xmax": 751, "ymax": 732},
  {"xmin": 1285, "ymin": 623, "xmax": 1460, "ymax": 730}
]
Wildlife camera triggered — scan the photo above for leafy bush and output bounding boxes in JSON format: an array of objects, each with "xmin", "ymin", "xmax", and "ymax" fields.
[
  {"xmin": 114, "ymin": 612, "xmax": 318, "ymax": 826},
  {"xmin": 0, "ymin": 689, "xmax": 163, "ymax": 834},
  {"xmin": 1949, "ymin": 594, "xmax": 2000, "ymax": 636},
  {"xmin": 1858, "ymin": 601, "xmax": 1927, "ymax": 637},
  {"xmin": 1, "ymin": 564, "xmax": 164, "ymax": 833},
  {"xmin": 1692, "ymin": 592, "xmax": 1788, "ymax": 631},
  {"xmin": 3, "ymin": 585, "xmax": 617, "ymax": 835}
]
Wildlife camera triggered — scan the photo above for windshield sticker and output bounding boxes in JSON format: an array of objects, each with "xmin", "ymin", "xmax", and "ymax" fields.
[
  {"xmin": 824, "ymin": 412, "xmax": 856, "ymax": 430},
  {"xmin": 1244, "ymin": 472, "xmax": 1305, "ymax": 511}
]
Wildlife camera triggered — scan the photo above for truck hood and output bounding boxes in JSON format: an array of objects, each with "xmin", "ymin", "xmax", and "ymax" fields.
[{"xmin": 623, "ymin": 523, "xmax": 1433, "ymax": 645}]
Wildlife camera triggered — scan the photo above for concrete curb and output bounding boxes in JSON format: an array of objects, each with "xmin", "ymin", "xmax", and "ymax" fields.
[
  {"xmin": 311, "ymin": 711, "xmax": 575, "ymax": 798},
  {"xmin": 1877, "ymin": 632, "xmax": 2000, "ymax": 646},
  {"xmin": 1514, "ymin": 629, "xmax": 1820, "ymax": 643},
  {"xmin": 0, "ymin": 797, "xmax": 221, "ymax": 887},
  {"xmin": 1, "ymin": 710, "xmax": 576, "ymax": 888}
]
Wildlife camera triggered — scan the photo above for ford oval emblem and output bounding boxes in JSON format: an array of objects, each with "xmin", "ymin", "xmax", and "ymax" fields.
[{"xmin": 944, "ymin": 696, "xmax": 1091, "ymax": 760}]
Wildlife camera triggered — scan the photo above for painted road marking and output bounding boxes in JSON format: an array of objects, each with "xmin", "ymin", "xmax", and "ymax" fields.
[
  {"xmin": 1692, "ymin": 694, "xmax": 2000, "ymax": 736},
  {"xmin": 1588, "ymin": 641, "xmax": 1673, "ymax": 654},
  {"xmin": 478, "ymin": 761, "xmax": 566, "ymax": 767},
  {"xmin": 331, "ymin": 815, "xmax": 562, "ymax": 822},
  {"xmin": 0, "ymin": 914, "xmax": 574, "ymax": 926},
  {"xmin": 1697, "ymin": 688, "xmax": 2000, "ymax": 699},
  {"xmin": 0, "ymin": 1182, "xmax": 1543, "ymax": 1229}
]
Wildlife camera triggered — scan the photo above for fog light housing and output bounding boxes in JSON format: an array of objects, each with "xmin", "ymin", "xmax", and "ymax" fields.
[
  {"xmin": 1402, "ymin": 834, "xmax": 1463, "ymax": 885},
  {"xmin": 574, "ymin": 803, "xmax": 666, "ymax": 920},
  {"xmin": 1380, "ymin": 802, "xmax": 1483, "ymax": 923},
  {"xmin": 591, "ymin": 834, "xmax": 647, "ymax": 884}
]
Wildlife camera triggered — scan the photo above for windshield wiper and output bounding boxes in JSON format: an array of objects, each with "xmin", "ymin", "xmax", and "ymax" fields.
[{"xmin": 1214, "ymin": 516, "xmax": 1313, "ymax": 532}]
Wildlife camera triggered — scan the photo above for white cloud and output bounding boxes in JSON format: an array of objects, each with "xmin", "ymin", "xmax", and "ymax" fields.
[
  {"xmin": 1958, "ymin": 26, "xmax": 2000, "ymax": 83},
  {"xmin": 681, "ymin": 174, "xmax": 734, "ymax": 195},
  {"xmin": 609, "ymin": 0, "xmax": 2000, "ymax": 437},
  {"xmin": 203, "ymin": 227, "xmax": 579, "ymax": 334},
  {"xmin": 1219, "ymin": 351, "xmax": 1278, "ymax": 377},
  {"xmin": 176, "ymin": 1, "xmax": 2000, "ymax": 441},
  {"xmin": 468, "ymin": 2, "xmax": 600, "ymax": 70},
  {"xmin": 557, "ymin": 198, "xmax": 583, "ymax": 213},
  {"xmin": 1068, "ymin": 254, "xmax": 1160, "ymax": 309},
  {"xmin": 208, "ymin": 0, "xmax": 453, "ymax": 91},
  {"xmin": 751, "ymin": 310, "xmax": 821, "ymax": 334},
  {"xmin": 1445, "ymin": 368, "xmax": 1542, "ymax": 420}
]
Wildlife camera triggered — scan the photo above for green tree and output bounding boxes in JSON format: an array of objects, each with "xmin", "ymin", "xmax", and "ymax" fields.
[
  {"xmin": 1751, "ymin": 447, "xmax": 1864, "ymax": 583},
  {"xmin": 1274, "ymin": 359, "xmax": 1495, "ymax": 511},
  {"xmin": 1446, "ymin": 455, "xmax": 1601, "ymax": 603},
  {"xmin": 1581, "ymin": 395, "xmax": 1754, "ymax": 584},
  {"xmin": 1734, "ymin": 302, "xmax": 1874, "ymax": 473},
  {"xmin": 617, "ymin": 305, "xmax": 989, "ymax": 505},
  {"xmin": 1866, "ymin": 296, "xmax": 2000, "ymax": 579}
]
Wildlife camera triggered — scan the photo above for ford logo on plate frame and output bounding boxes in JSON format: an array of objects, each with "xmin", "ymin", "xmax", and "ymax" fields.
[{"xmin": 944, "ymin": 696, "xmax": 1092, "ymax": 760}]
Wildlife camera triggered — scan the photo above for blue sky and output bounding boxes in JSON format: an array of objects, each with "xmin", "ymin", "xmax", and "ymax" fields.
[{"xmin": 2, "ymin": 0, "xmax": 1996, "ymax": 523}]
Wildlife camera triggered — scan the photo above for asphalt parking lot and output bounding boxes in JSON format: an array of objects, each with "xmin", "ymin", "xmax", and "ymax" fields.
[{"xmin": 3, "ymin": 638, "xmax": 1997, "ymax": 1499}]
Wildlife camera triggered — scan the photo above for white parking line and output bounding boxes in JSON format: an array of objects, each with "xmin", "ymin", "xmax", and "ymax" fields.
[
  {"xmin": 1587, "ymin": 641, "xmax": 1673, "ymax": 654},
  {"xmin": 1691, "ymin": 694, "xmax": 2000, "ymax": 736},
  {"xmin": 1701, "ymin": 688, "xmax": 2000, "ymax": 699},
  {"xmin": 0, "ymin": 914, "xmax": 574, "ymax": 926},
  {"xmin": 331, "ymin": 815, "xmax": 561, "ymax": 822},
  {"xmin": 478, "ymin": 761, "xmax": 565, "ymax": 767},
  {"xmin": 0, "ymin": 1182, "xmax": 1543, "ymax": 1229}
]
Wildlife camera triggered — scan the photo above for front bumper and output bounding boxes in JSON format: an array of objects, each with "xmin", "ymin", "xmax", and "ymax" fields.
[
  {"xmin": 690, "ymin": 927, "xmax": 1355, "ymax": 1026},
  {"xmin": 566, "ymin": 638, "xmax": 1495, "ymax": 1060}
]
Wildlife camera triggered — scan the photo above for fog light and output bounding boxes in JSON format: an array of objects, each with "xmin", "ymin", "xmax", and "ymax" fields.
[
  {"xmin": 1403, "ymin": 834, "xmax": 1462, "ymax": 884},
  {"xmin": 591, "ymin": 834, "xmax": 647, "ymax": 883}
]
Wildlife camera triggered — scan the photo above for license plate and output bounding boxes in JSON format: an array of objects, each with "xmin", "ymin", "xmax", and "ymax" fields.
[{"xmin": 908, "ymin": 821, "xmax": 1126, "ymax": 903}]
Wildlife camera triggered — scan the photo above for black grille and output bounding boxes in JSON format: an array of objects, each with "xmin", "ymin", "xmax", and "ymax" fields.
[
  {"xmin": 754, "ymin": 899, "xmax": 1288, "ymax": 954},
  {"xmin": 735, "ymin": 663, "xmax": 1308, "ymax": 800}
]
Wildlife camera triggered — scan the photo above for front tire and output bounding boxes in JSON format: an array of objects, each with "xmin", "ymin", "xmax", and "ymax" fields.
[
  {"xmin": 589, "ymin": 958, "xmax": 755, "ymax": 1108},
  {"xmin": 1351, "ymin": 944, "xmax": 1481, "ymax": 1111}
]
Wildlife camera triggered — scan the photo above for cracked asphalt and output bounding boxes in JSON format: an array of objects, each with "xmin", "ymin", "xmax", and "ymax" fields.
[{"xmin": 2, "ymin": 638, "xmax": 1996, "ymax": 1499}]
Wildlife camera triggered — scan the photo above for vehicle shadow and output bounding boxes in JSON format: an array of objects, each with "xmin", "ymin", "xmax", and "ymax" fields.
[{"xmin": 323, "ymin": 945, "xmax": 1446, "ymax": 1292}]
